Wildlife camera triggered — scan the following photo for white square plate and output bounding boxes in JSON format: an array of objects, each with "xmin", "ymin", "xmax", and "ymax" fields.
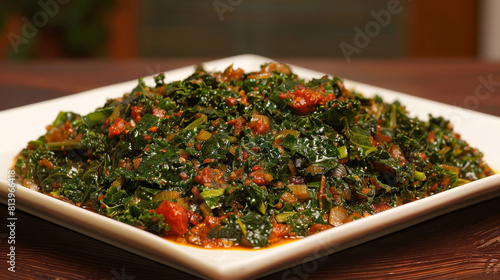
[{"xmin": 1, "ymin": 54, "xmax": 499, "ymax": 280}]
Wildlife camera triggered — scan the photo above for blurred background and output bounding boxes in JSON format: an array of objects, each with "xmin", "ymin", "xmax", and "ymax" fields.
[{"xmin": 0, "ymin": 0, "xmax": 498, "ymax": 61}]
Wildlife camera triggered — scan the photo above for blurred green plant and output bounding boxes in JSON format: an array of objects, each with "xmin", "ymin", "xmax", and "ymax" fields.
[{"xmin": 1, "ymin": 0, "xmax": 115, "ymax": 59}]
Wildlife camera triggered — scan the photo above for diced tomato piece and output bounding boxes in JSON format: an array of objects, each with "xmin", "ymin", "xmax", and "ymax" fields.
[
  {"xmin": 205, "ymin": 216, "xmax": 221, "ymax": 228},
  {"xmin": 269, "ymin": 222, "xmax": 290, "ymax": 243},
  {"xmin": 242, "ymin": 151, "xmax": 249, "ymax": 160},
  {"xmin": 227, "ymin": 116, "xmax": 246, "ymax": 136},
  {"xmin": 249, "ymin": 169, "xmax": 266, "ymax": 185},
  {"xmin": 307, "ymin": 223, "xmax": 332, "ymax": 235},
  {"xmin": 246, "ymin": 114, "xmax": 270, "ymax": 135},
  {"xmin": 203, "ymin": 158, "xmax": 215, "ymax": 164},
  {"xmin": 155, "ymin": 201, "xmax": 189, "ymax": 236},
  {"xmin": 217, "ymin": 65, "xmax": 244, "ymax": 82},
  {"xmin": 239, "ymin": 90, "xmax": 249, "ymax": 105},
  {"xmin": 252, "ymin": 165, "xmax": 262, "ymax": 171},
  {"xmin": 179, "ymin": 172, "xmax": 188, "ymax": 180},
  {"xmin": 374, "ymin": 131, "xmax": 392, "ymax": 143},
  {"xmin": 45, "ymin": 121, "xmax": 75, "ymax": 142},
  {"xmin": 440, "ymin": 177, "xmax": 450, "ymax": 187},
  {"xmin": 131, "ymin": 105, "xmax": 143, "ymax": 123},
  {"xmin": 226, "ymin": 97, "xmax": 237, "ymax": 107},
  {"xmin": 108, "ymin": 117, "xmax": 127, "ymax": 137},
  {"xmin": 272, "ymin": 223, "xmax": 290, "ymax": 237},
  {"xmin": 189, "ymin": 212, "xmax": 204, "ymax": 226},
  {"xmin": 194, "ymin": 167, "xmax": 214, "ymax": 187},
  {"xmin": 428, "ymin": 130, "xmax": 436, "ymax": 143},
  {"xmin": 63, "ymin": 121, "xmax": 74, "ymax": 135},
  {"xmin": 279, "ymin": 85, "xmax": 336, "ymax": 115},
  {"xmin": 188, "ymin": 216, "xmax": 223, "ymax": 245},
  {"xmin": 418, "ymin": 152, "xmax": 428, "ymax": 160},
  {"xmin": 152, "ymin": 106, "xmax": 166, "ymax": 118},
  {"xmin": 38, "ymin": 158, "xmax": 54, "ymax": 169}
]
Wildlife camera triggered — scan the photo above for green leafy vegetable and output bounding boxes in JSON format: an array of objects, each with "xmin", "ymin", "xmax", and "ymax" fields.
[{"xmin": 14, "ymin": 62, "xmax": 493, "ymax": 249}]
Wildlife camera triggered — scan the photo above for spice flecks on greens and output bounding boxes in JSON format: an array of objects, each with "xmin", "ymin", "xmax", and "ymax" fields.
[{"xmin": 14, "ymin": 63, "xmax": 493, "ymax": 248}]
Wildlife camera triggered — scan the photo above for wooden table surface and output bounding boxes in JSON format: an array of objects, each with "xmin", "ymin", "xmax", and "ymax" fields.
[{"xmin": 1, "ymin": 57, "xmax": 499, "ymax": 280}]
